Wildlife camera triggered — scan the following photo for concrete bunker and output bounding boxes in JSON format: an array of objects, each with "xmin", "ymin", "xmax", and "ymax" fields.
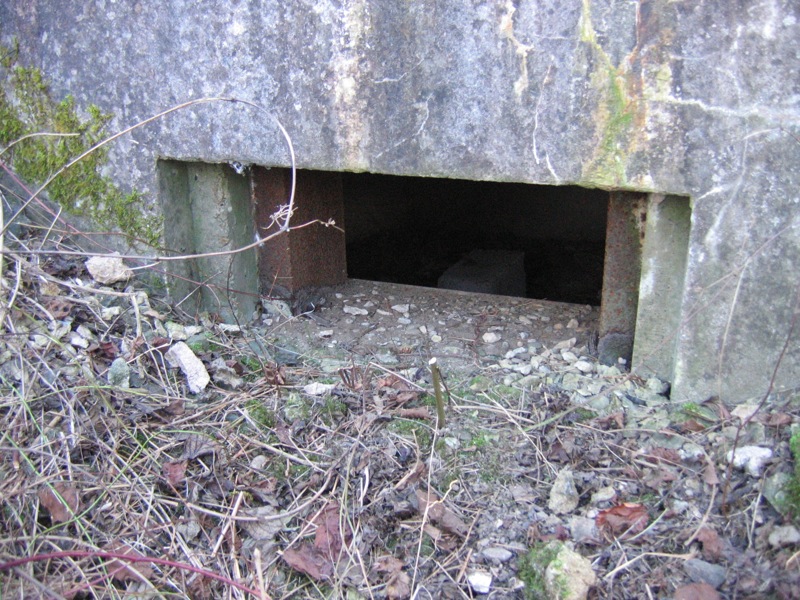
[{"xmin": 158, "ymin": 161, "xmax": 691, "ymax": 383}]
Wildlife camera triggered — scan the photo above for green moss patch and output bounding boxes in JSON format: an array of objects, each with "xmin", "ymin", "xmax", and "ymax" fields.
[{"xmin": 0, "ymin": 41, "xmax": 161, "ymax": 245}]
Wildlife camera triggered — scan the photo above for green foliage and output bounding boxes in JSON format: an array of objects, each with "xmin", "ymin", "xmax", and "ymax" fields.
[
  {"xmin": 0, "ymin": 42, "xmax": 161, "ymax": 245},
  {"xmin": 245, "ymin": 398, "xmax": 276, "ymax": 430},
  {"xmin": 388, "ymin": 418, "xmax": 432, "ymax": 450},
  {"xmin": 517, "ymin": 542, "xmax": 562, "ymax": 600},
  {"xmin": 786, "ymin": 430, "xmax": 800, "ymax": 520}
]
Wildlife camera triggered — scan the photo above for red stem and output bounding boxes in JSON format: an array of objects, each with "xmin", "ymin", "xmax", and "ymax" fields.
[{"xmin": 0, "ymin": 550, "xmax": 271, "ymax": 600}]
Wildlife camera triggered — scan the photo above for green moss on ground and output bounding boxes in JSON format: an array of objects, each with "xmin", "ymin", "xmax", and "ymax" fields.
[{"xmin": 0, "ymin": 41, "xmax": 161, "ymax": 245}]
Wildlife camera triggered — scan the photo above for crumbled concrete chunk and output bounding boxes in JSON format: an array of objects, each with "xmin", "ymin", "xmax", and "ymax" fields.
[
  {"xmin": 165, "ymin": 342, "xmax": 210, "ymax": 393},
  {"xmin": 85, "ymin": 254, "xmax": 134, "ymax": 284}
]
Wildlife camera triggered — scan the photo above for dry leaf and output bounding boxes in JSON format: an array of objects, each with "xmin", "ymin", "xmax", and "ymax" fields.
[
  {"xmin": 766, "ymin": 412, "xmax": 793, "ymax": 426},
  {"xmin": 374, "ymin": 556, "xmax": 410, "ymax": 599},
  {"xmin": 45, "ymin": 297, "xmax": 72, "ymax": 320},
  {"xmin": 644, "ymin": 466, "xmax": 678, "ymax": 489},
  {"xmin": 596, "ymin": 503, "xmax": 649, "ymax": 539},
  {"xmin": 644, "ymin": 447, "xmax": 682, "ymax": 465},
  {"xmin": 103, "ymin": 541, "xmax": 154, "ymax": 583},
  {"xmin": 702, "ymin": 462, "xmax": 720, "ymax": 486},
  {"xmin": 38, "ymin": 482, "xmax": 80, "ymax": 523},
  {"xmin": 416, "ymin": 489, "xmax": 468, "ymax": 537},
  {"xmin": 696, "ymin": 527, "xmax": 723, "ymax": 561},
  {"xmin": 163, "ymin": 460, "xmax": 188, "ymax": 487},
  {"xmin": 422, "ymin": 523, "xmax": 457, "ymax": 551},
  {"xmin": 180, "ymin": 433, "xmax": 218, "ymax": 460},
  {"xmin": 282, "ymin": 502, "xmax": 351, "ymax": 581},
  {"xmin": 673, "ymin": 582, "xmax": 721, "ymax": 600},
  {"xmin": 263, "ymin": 363, "xmax": 287, "ymax": 386},
  {"xmin": 394, "ymin": 407, "xmax": 431, "ymax": 420},
  {"xmin": 593, "ymin": 411, "xmax": 624, "ymax": 429},
  {"xmin": 314, "ymin": 501, "xmax": 350, "ymax": 555},
  {"xmin": 240, "ymin": 505, "xmax": 288, "ymax": 540},
  {"xmin": 680, "ymin": 419, "xmax": 707, "ymax": 433},
  {"xmin": 282, "ymin": 545, "xmax": 334, "ymax": 580},
  {"xmin": 162, "ymin": 397, "xmax": 185, "ymax": 416},
  {"xmin": 395, "ymin": 461, "xmax": 427, "ymax": 490}
]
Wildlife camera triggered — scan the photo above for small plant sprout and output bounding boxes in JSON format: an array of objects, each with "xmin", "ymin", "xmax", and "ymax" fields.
[{"xmin": 429, "ymin": 357, "xmax": 447, "ymax": 430}]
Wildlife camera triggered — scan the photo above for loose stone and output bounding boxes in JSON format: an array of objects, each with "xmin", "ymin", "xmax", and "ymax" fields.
[{"xmin": 482, "ymin": 332, "xmax": 501, "ymax": 344}]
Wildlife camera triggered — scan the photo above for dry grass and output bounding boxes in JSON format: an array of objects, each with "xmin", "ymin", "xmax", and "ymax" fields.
[{"xmin": 1, "ymin": 222, "xmax": 799, "ymax": 600}]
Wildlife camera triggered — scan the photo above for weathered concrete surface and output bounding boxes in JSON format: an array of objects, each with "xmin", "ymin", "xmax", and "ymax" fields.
[
  {"xmin": 252, "ymin": 167, "xmax": 347, "ymax": 297},
  {"xmin": 1, "ymin": 1, "xmax": 798, "ymax": 404},
  {"xmin": 164, "ymin": 162, "xmax": 259, "ymax": 321},
  {"xmin": 633, "ymin": 195, "xmax": 691, "ymax": 381},
  {"xmin": 598, "ymin": 192, "xmax": 646, "ymax": 366}
]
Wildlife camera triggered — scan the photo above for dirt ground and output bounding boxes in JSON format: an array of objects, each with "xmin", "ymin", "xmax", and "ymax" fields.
[{"xmin": 1, "ymin": 254, "xmax": 799, "ymax": 599}]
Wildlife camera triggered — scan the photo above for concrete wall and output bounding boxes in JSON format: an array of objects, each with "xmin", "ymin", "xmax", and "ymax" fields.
[{"xmin": 1, "ymin": 1, "xmax": 798, "ymax": 404}]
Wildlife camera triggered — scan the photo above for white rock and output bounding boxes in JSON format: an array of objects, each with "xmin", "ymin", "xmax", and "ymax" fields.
[
  {"xmin": 467, "ymin": 570, "xmax": 492, "ymax": 594},
  {"xmin": 398, "ymin": 317, "xmax": 411, "ymax": 325},
  {"xmin": 505, "ymin": 347, "xmax": 527, "ymax": 358},
  {"xmin": 318, "ymin": 329, "xmax": 334, "ymax": 338},
  {"xmin": 646, "ymin": 377, "xmax": 670, "ymax": 395},
  {"xmin": 165, "ymin": 321, "xmax": 188, "ymax": 341},
  {"xmin": 303, "ymin": 382, "xmax": 337, "ymax": 396},
  {"xmin": 482, "ymin": 547, "xmax": 514, "ymax": 562},
  {"xmin": 392, "ymin": 304, "xmax": 410, "ymax": 313},
  {"xmin": 553, "ymin": 338, "xmax": 577, "ymax": 351},
  {"xmin": 545, "ymin": 543, "xmax": 596, "ymax": 600},
  {"xmin": 768, "ymin": 525, "xmax": 800, "ymax": 548},
  {"xmin": 218, "ymin": 323, "xmax": 241, "ymax": 334},
  {"xmin": 549, "ymin": 469, "xmax": 579, "ymax": 514},
  {"xmin": 574, "ymin": 360, "xmax": 594, "ymax": 373},
  {"xmin": 590, "ymin": 486, "xmax": 617, "ymax": 505},
  {"xmin": 431, "ymin": 335, "xmax": 442, "ymax": 343},
  {"xmin": 101, "ymin": 305, "xmax": 122, "ymax": 320},
  {"xmin": 732, "ymin": 403, "xmax": 760, "ymax": 422},
  {"xmin": 726, "ymin": 446, "xmax": 773, "ymax": 477},
  {"xmin": 85, "ymin": 254, "xmax": 133, "ymax": 284},
  {"xmin": 343, "ymin": 305, "xmax": 368, "ymax": 316},
  {"xmin": 567, "ymin": 318, "xmax": 579, "ymax": 329},
  {"xmin": 482, "ymin": 332, "xmax": 501, "ymax": 344},
  {"xmin": 69, "ymin": 332, "xmax": 90, "ymax": 349},
  {"xmin": 513, "ymin": 364, "xmax": 533, "ymax": 376},
  {"xmin": 210, "ymin": 358, "xmax": 243, "ymax": 389},
  {"xmin": 108, "ymin": 357, "xmax": 130, "ymax": 388},
  {"xmin": 165, "ymin": 342, "xmax": 210, "ymax": 394},
  {"xmin": 419, "ymin": 325, "xmax": 427, "ymax": 334},
  {"xmin": 561, "ymin": 351, "xmax": 578, "ymax": 363}
]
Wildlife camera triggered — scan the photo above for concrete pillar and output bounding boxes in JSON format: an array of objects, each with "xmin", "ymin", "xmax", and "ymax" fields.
[
  {"xmin": 252, "ymin": 167, "xmax": 346, "ymax": 298},
  {"xmin": 158, "ymin": 160, "xmax": 199, "ymax": 312},
  {"xmin": 632, "ymin": 194, "xmax": 691, "ymax": 381},
  {"xmin": 598, "ymin": 192, "xmax": 647, "ymax": 365},
  {"xmin": 159, "ymin": 161, "xmax": 259, "ymax": 321}
]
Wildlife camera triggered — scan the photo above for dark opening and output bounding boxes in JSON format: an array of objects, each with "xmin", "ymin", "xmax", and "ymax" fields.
[{"xmin": 343, "ymin": 173, "xmax": 608, "ymax": 305}]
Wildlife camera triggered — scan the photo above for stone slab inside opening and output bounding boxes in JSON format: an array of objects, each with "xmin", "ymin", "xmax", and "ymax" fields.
[{"xmin": 342, "ymin": 173, "xmax": 608, "ymax": 305}]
